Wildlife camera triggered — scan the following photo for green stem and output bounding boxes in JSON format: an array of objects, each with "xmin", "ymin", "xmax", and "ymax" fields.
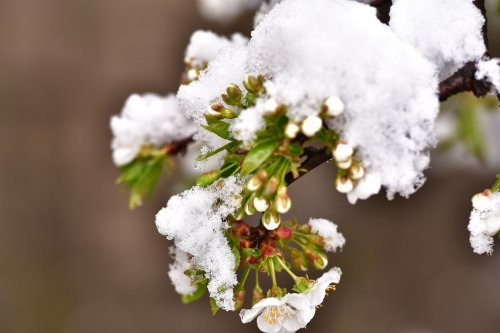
[
  {"xmin": 238, "ymin": 266, "xmax": 252, "ymax": 290},
  {"xmin": 276, "ymin": 256, "xmax": 299, "ymax": 282},
  {"xmin": 268, "ymin": 259, "xmax": 278, "ymax": 288},
  {"xmin": 255, "ymin": 269, "xmax": 260, "ymax": 288}
]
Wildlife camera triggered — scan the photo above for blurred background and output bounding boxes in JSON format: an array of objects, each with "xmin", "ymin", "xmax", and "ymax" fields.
[{"xmin": 0, "ymin": 0, "xmax": 500, "ymax": 332}]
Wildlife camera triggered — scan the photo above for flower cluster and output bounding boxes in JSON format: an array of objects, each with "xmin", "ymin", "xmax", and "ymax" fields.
[{"xmin": 108, "ymin": 0, "xmax": 500, "ymax": 331}]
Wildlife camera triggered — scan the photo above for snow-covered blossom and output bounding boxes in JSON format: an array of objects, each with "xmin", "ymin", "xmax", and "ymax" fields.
[
  {"xmin": 197, "ymin": 0, "xmax": 263, "ymax": 22},
  {"xmin": 476, "ymin": 58, "xmax": 500, "ymax": 93},
  {"xmin": 110, "ymin": 94, "xmax": 196, "ymax": 166},
  {"xmin": 240, "ymin": 294, "xmax": 315, "ymax": 333},
  {"xmin": 231, "ymin": 100, "xmax": 268, "ymax": 145},
  {"xmin": 390, "ymin": 0, "xmax": 486, "ymax": 79},
  {"xmin": 309, "ymin": 218, "xmax": 345, "ymax": 252},
  {"xmin": 468, "ymin": 191, "xmax": 500, "ymax": 255},
  {"xmin": 155, "ymin": 176, "xmax": 245, "ymax": 310},
  {"xmin": 347, "ymin": 171, "xmax": 382, "ymax": 204},
  {"xmin": 168, "ymin": 247, "xmax": 196, "ymax": 296},
  {"xmin": 240, "ymin": 268, "xmax": 342, "ymax": 333}
]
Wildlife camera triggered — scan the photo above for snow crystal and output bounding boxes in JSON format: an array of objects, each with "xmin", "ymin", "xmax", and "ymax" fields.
[
  {"xmin": 468, "ymin": 191, "xmax": 500, "ymax": 255},
  {"xmin": 155, "ymin": 176, "xmax": 245, "ymax": 310},
  {"xmin": 168, "ymin": 247, "xmax": 197, "ymax": 296},
  {"xmin": 390, "ymin": 0, "xmax": 486, "ymax": 79},
  {"xmin": 248, "ymin": 0, "xmax": 439, "ymax": 200},
  {"xmin": 185, "ymin": 30, "xmax": 248, "ymax": 66},
  {"xmin": 110, "ymin": 94, "xmax": 196, "ymax": 166},
  {"xmin": 197, "ymin": 0, "xmax": 263, "ymax": 22},
  {"xmin": 309, "ymin": 218, "xmax": 346, "ymax": 252},
  {"xmin": 476, "ymin": 58, "xmax": 500, "ymax": 93},
  {"xmin": 254, "ymin": 0, "xmax": 282, "ymax": 27}
]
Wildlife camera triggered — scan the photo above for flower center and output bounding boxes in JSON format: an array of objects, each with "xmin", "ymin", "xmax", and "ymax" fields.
[{"xmin": 264, "ymin": 306, "xmax": 293, "ymax": 324}]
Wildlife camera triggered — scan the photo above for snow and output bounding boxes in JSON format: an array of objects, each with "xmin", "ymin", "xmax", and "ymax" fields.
[
  {"xmin": 185, "ymin": 30, "xmax": 248, "ymax": 66},
  {"xmin": 168, "ymin": 247, "xmax": 197, "ymax": 296},
  {"xmin": 155, "ymin": 176, "xmax": 245, "ymax": 310},
  {"xmin": 468, "ymin": 191, "xmax": 500, "ymax": 255},
  {"xmin": 476, "ymin": 58, "xmax": 500, "ymax": 93},
  {"xmin": 110, "ymin": 94, "xmax": 196, "ymax": 166},
  {"xmin": 197, "ymin": 0, "xmax": 263, "ymax": 22},
  {"xmin": 390, "ymin": 0, "xmax": 486, "ymax": 79},
  {"xmin": 248, "ymin": 0, "xmax": 439, "ymax": 201},
  {"xmin": 309, "ymin": 218, "xmax": 346, "ymax": 252}
]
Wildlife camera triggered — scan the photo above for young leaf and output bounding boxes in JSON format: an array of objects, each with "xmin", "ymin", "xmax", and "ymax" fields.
[
  {"xmin": 209, "ymin": 297, "xmax": 220, "ymax": 316},
  {"xmin": 241, "ymin": 140, "xmax": 280, "ymax": 175},
  {"xmin": 201, "ymin": 121, "xmax": 232, "ymax": 139},
  {"xmin": 181, "ymin": 283, "xmax": 207, "ymax": 304}
]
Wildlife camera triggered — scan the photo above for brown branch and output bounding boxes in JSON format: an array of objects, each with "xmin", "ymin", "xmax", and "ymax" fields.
[
  {"xmin": 163, "ymin": 136, "xmax": 194, "ymax": 155},
  {"xmin": 285, "ymin": 147, "xmax": 332, "ymax": 185},
  {"xmin": 438, "ymin": 61, "xmax": 493, "ymax": 102}
]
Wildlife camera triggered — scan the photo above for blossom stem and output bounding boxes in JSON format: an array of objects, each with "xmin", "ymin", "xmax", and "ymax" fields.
[
  {"xmin": 276, "ymin": 256, "xmax": 300, "ymax": 283},
  {"xmin": 268, "ymin": 259, "xmax": 278, "ymax": 288},
  {"xmin": 238, "ymin": 266, "xmax": 252, "ymax": 290}
]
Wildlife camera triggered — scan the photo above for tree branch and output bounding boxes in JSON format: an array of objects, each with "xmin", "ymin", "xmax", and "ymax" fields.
[
  {"xmin": 438, "ymin": 61, "xmax": 493, "ymax": 102},
  {"xmin": 285, "ymin": 147, "xmax": 332, "ymax": 185},
  {"xmin": 163, "ymin": 136, "xmax": 194, "ymax": 155}
]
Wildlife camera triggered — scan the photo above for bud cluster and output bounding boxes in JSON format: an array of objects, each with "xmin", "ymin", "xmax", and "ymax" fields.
[
  {"xmin": 182, "ymin": 57, "xmax": 208, "ymax": 84},
  {"xmin": 332, "ymin": 141, "xmax": 366, "ymax": 194}
]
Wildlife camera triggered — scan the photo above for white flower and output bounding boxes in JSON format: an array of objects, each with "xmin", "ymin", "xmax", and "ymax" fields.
[
  {"xmin": 285, "ymin": 122, "xmax": 300, "ymax": 139},
  {"xmin": 347, "ymin": 171, "xmax": 382, "ymax": 204},
  {"xmin": 301, "ymin": 116, "xmax": 323, "ymax": 137},
  {"xmin": 304, "ymin": 267, "xmax": 342, "ymax": 307},
  {"xmin": 240, "ymin": 294, "xmax": 315, "ymax": 333},
  {"xmin": 264, "ymin": 97, "xmax": 281, "ymax": 113},
  {"xmin": 335, "ymin": 176, "xmax": 354, "ymax": 194},
  {"xmin": 254, "ymin": 197, "xmax": 270, "ymax": 212}
]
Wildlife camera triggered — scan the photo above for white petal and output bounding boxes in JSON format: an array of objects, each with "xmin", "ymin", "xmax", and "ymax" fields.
[
  {"xmin": 283, "ymin": 293, "xmax": 310, "ymax": 311},
  {"xmin": 254, "ymin": 297, "xmax": 284, "ymax": 308},
  {"xmin": 240, "ymin": 307, "xmax": 263, "ymax": 323},
  {"xmin": 282, "ymin": 316, "xmax": 303, "ymax": 332},
  {"xmin": 296, "ymin": 307, "xmax": 316, "ymax": 326}
]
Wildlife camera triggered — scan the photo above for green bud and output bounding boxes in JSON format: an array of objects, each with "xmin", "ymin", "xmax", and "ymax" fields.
[
  {"xmin": 243, "ymin": 75, "xmax": 262, "ymax": 93},
  {"xmin": 290, "ymin": 248, "xmax": 308, "ymax": 272},
  {"xmin": 244, "ymin": 196, "xmax": 257, "ymax": 216},
  {"xmin": 305, "ymin": 248, "xmax": 329, "ymax": 270},
  {"xmin": 234, "ymin": 289, "xmax": 246, "ymax": 310},
  {"xmin": 252, "ymin": 285, "xmax": 264, "ymax": 305},
  {"xmin": 262, "ymin": 209, "xmax": 281, "ymax": 231},
  {"xmin": 221, "ymin": 108, "xmax": 238, "ymax": 119},
  {"xmin": 263, "ymin": 176, "xmax": 279, "ymax": 197},
  {"xmin": 227, "ymin": 83, "xmax": 242, "ymax": 100},
  {"xmin": 196, "ymin": 171, "xmax": 220, "ymax": 188},
  {"xmin": 267, "ymin": 286, "xmax": 285, "ymax": 298},
  {"xmin": 293, "ymin": 277, "xmax": 314, "ymax": 293}
]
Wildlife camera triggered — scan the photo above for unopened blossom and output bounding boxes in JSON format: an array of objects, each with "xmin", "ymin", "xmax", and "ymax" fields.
[
  {"xmin": 301, "ymin": 116, "xmax": 323, "ymax": 137},
  {"xmin": 468, "ymin": 191, "xmax": 500, "ymax": 255},
  {"xmin": 324, "ymin": 96, "xmax": 345, "ymax": 117}
]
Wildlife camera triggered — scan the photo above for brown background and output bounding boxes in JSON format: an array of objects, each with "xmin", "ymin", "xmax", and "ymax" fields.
[{"xmin": 0, "ymin": 1, "xmax": 500, "ymax": 332}]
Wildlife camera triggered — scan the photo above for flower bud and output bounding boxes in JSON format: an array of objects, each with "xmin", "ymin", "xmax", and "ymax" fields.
[
  {"xmin": 301, "ymin": 115, "xmax": 323, "ymax": 137},
  {"xmin": 253, "ymin": 197, "xmax": 269, "ymax": 212},
  {"xmin": 268, "ymin": 286, "xmax": 285, "ymax": 298},
  {"xmin": 337, "ymin": 157, "xmax": 352, "ymax": 170},
  {"xmin": 334, "ymin": 141, "xmax": 354, "ymax": 162},
  {"xmin": 232, "ymin": 221, "xmax": 250, "ymax": 237},
  {"xmin": 263, "ymin": 176, "xmax": 279, "ymax": 197},
  {"xmin": 305, "ymin": 248, "xmax": 329, "ymax": 270},
  {"xmin": 244, "ymin": 197, "xmax": 257, "ymax": 216},
  {"xmin": 234, "ymin": 289, "xmax": 246, "ymax": 311},
  {"xmin": 227, "ymin": 83, "xmax": 242, "ymax": 100},
  {"xmin": 232, "ymin": 207, "xmax": 245, "ymax": 221},
  {"xmin": 262, "ymin": 210, "xmax": 281, "ymax": 230},
  {"xmin": 196, "ymin": 171, "xmax": 220, "ymax": 188},
  {"xmin": 207, "ymin": 103, "xmax": 223, "ymax": 118},
  {"xmin": 298, "ymin": 224, "xmax": 312, "ymax": 233},
  {"xmin": 285, "ymin": 122, "xmax": 300, "ymax": 139},
  {"xmin": 269, "ymin": 227, "xmax": 293, "ymax": 240},
  {"xmin": 275, "ymin": 194, "xmax": 292, "ymax": 214},
  {"xmin": 187, "ymin": 68, "xmax": 199, "ymax": 81},
  {"xmin": 264, "ymin": 98, "xmax": 280, "ymax": 114},
  {"xmin": 252, "ymin": 284, "xmax": 264, "ymax": 305},
  {"xmin": 257, "ymin": 170, "xmax": 268, "ymax": 181},
  {"xmin": 349, "ymin": 162, "xmax": 365, "ymax": 180},
  {"xmin": 221, "ymin": 108, "xmax": 238, "ymax": 119},
  {"xmin": 247, "ymin": 175, "xmax": 263, "ymax": 192},
  {"xmin": 290, "ymin": 248, "xmax": 308, "ymax": 271},
  {"xmin": 243, "ymin": 75, "xmax": 262, "ymax": 93},
  {"xmin": 472, "ymin": 192, "xmax": 487, "ymax": 210},
  {"xmin": 335, "ymin": 176, "xmax": 354, "ymax": 193},
  {"xmin": 324, "ymin": 96, "xmax": 345, "ymax": 117}
]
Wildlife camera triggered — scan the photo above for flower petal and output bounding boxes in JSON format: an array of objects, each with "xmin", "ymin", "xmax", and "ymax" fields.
[
  {"xmin": 240, "ymin": 307, "xmax": 263, "ymax": 323},
  {"xmin": 283, "ymin": 293, "xmax": 310, "ymax": 311},
  {"xmin": 296, "ymin": 307, "xmax": 316, "ymax": 326},
  {"xmin": 254, "ymin": 297, "xmax": 284, "ymax": 308}
]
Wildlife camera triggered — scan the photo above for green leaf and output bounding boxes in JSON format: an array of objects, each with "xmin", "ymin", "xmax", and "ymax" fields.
[
  {"xmin": 196, "ymin": 141, "xmax": 238, "ymax": 162},
  {"xmin": 241, "ymin": 140, "xmax": 280, "ymax": 175},
  {"xmin": 232, "ymin": 247, "xmax": 241, "ymax": 270},
  {"xmin": 209, "ymin": 297, "xmax": 220, "ymax": 316},
  {"xmin": 202, "ymin": 120, "xmax": 232, "ymax": 139},
  {"xmin": 181, "ymin": 283, "xmax": 207, "ymax": 304},
  {"xmin": 116, "ymin": 151, "xmax": 167, "ymax": 209}
]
